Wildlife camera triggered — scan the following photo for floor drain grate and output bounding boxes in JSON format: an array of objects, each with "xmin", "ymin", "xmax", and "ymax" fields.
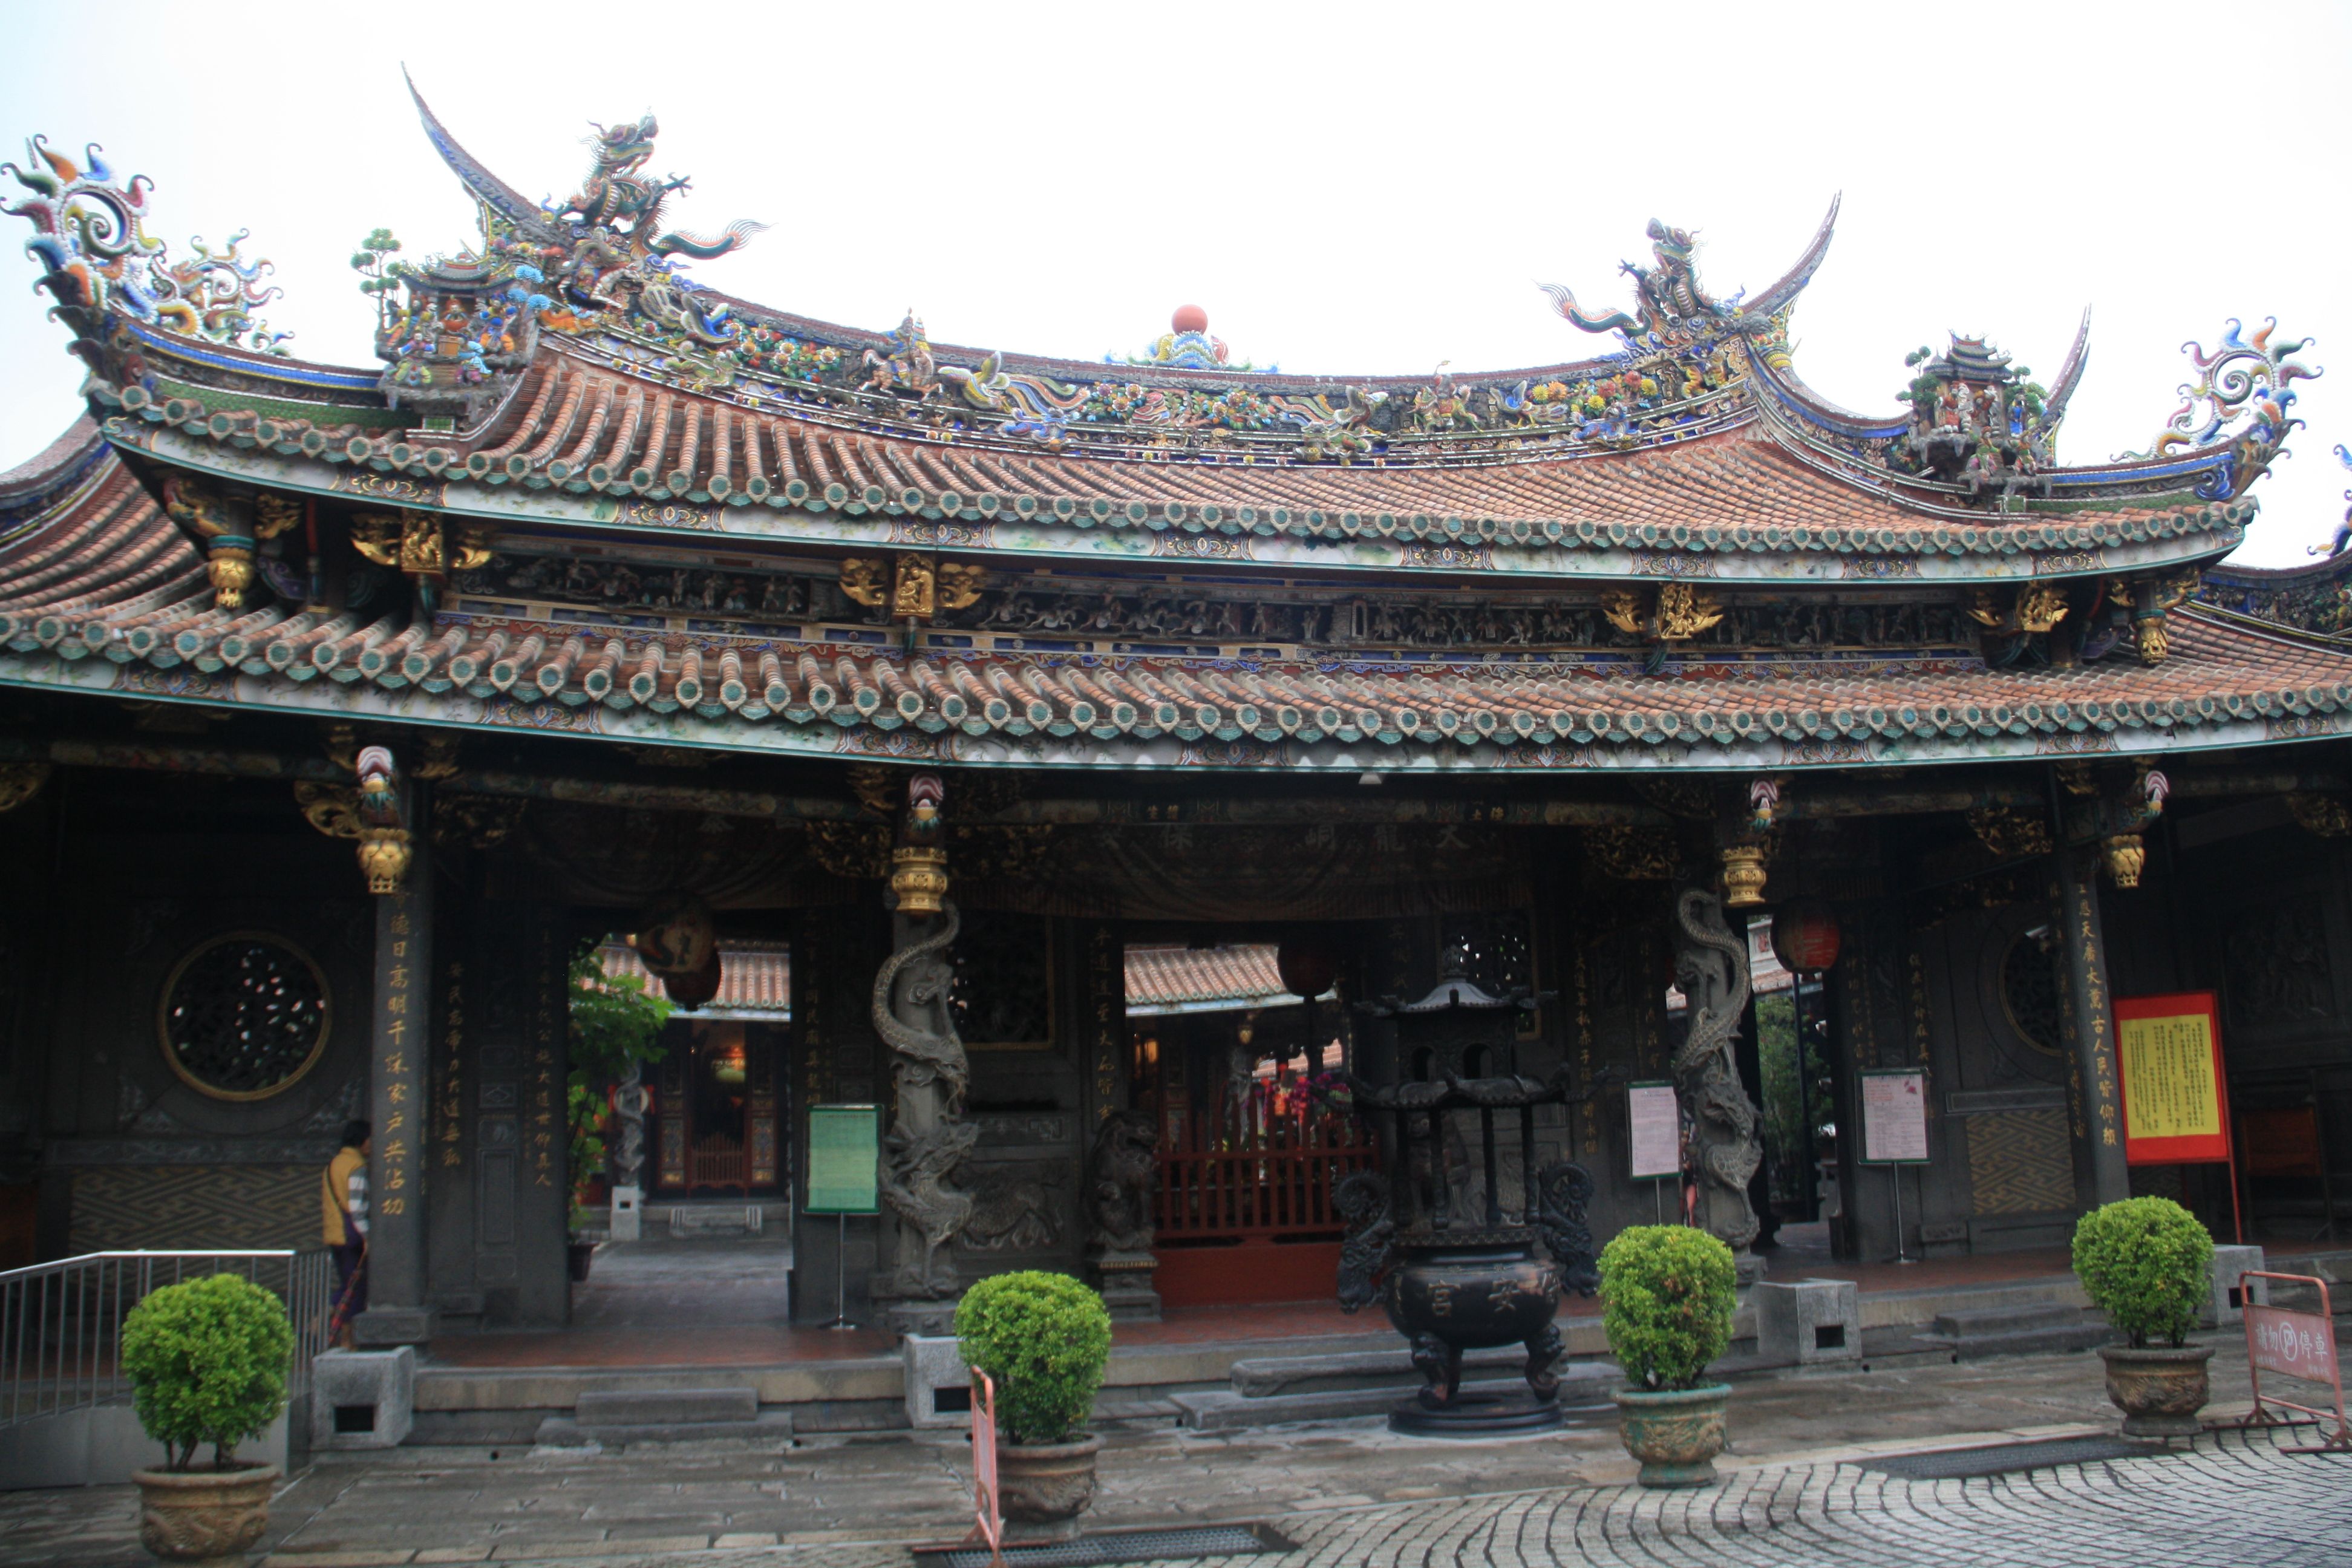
[
  {"xmin": 1858, "ymin": 1434, "xmax": 2166, "ymax": 1480},
  {"xmin": 916, "ymin": 1522, "xmax": 1290, "ymax": 1568}
]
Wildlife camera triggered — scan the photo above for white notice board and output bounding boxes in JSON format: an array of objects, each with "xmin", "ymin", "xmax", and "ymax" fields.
[
  {"xmin": 1627, "ymin": 1081, "xmax": 1681, "ymax": 1180},
  {"xmin": 1860, "ymin": 1069, "xmax": 1930, "ymax": 1165}
]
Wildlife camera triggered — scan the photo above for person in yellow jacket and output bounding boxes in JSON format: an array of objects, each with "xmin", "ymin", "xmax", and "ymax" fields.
[{"xmin": 324, "ymin": 1120, "xmax": 371, "ymax": 1347}]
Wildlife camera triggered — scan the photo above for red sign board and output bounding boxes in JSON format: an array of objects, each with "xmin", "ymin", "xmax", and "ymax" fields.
[{"xmin": 2112, "ymin": 991, "xmax": 2232, "ymax": 1166}]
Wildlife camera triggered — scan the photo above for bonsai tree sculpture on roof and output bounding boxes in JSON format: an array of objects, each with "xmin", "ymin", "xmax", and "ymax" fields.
[
  {"xmin": 2073, "ymin": 1196, "xmax": 2218, "ymax": 1437},
  {"xmin": 120, "ymin": 1273, "xmax": 295, "ymax": 1564}
]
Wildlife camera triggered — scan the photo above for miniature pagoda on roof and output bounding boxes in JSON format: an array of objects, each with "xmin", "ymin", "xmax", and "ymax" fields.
[{"xmin": 3, "ymin": 80, "xmax": 2348, "ymax": 1350}]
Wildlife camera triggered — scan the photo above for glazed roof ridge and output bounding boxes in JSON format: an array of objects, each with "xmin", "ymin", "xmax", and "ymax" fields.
[
  {"xmin": 95, "ymin": 376, "xmax": 2249, "ymax": 571},
  {"xmin": 7, "ymin": 450, "xmax": 2350, "ymax": 774}
]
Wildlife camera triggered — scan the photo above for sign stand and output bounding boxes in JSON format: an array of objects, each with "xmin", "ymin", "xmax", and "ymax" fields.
[
  {"xmin": 803, "ymin": 1103, "xmax": 881, "ymax": 1332},
  {"xmin": 1858, "ymin": 1069, "xmax": 1930, "ymax": 1265},
  {"xmin": 965, "ymin": 1369, "xmax": 1005, "ymax": 1565},
  {"xmin": 2217, "ymin": 1271, "xmax": 2352, "ymax": 1455},
  {"xmin": 1626, "ymin": 1081, "xmax": 1681, "ymax": 1226}
]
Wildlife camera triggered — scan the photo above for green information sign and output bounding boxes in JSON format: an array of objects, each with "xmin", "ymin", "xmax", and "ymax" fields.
[{"xmin": 805, "ymin": 1103, "xmax": 880, "ymax": 1215}]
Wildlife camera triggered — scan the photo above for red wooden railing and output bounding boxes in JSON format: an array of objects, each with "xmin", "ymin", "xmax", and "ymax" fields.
[
  {"xmin": 688, "ymin": 1133, "xmax": 748, "ymax": 1192},
  {"xmin": 1155, "ymin": 1104, "xmax": 1376, "ymax": 1241}
]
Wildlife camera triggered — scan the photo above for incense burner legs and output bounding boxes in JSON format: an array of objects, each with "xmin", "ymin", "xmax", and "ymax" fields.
[{"xmin": 1384, "ymin": 1243, "xmax": 1566, "ymax": 1435}]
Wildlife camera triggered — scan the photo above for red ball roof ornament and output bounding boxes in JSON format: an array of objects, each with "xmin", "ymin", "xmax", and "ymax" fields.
[{"xmin": 1171, "ymin": 304, "xmax": 1209, "ymax": 335}]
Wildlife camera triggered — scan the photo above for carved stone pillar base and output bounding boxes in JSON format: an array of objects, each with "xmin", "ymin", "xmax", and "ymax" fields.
[
  {"xmin": 884, "ymin": 1298, "xmax": 960, "ymax": 1338},
  {"xmin": 352, "ymin": 1305, "xmax": 436, "ymax": 1348},
  {"xmin": 1092, "ymin": 1251, "xmax": 1161, "ymax": 1322},
  {"xmin": 1734, "ymin": 1252, "xmax": 1769, "ymax": 1290},
  {"xmin": 608, "ymin": 1184, "xmax": 642, "ymax": 1244}
]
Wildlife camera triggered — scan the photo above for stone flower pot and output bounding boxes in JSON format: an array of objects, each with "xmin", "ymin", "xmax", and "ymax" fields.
[
  {"xmin": 996, "ymin": 1432, "xmax": 1102, "ymax": 1526},
  {"xmin": 2097, "ymin": 1343, "xmax": 2214, "ymax": 1437},
  {"xmin": 133, "ymin": 1463, "xmax": 279, "ymax": 1566},
  {"xmin": 1612, "ymin": 1384, "xmax": 1730, "ymax": 1487}
]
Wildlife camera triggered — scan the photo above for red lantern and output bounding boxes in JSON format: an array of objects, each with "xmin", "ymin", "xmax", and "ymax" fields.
[
  {"xmin": 1769, "ymin": 900, "xmax": 1841, "ymax": 975},
  {"xmin": 1276, "ymin": 936, "xmax": 1338, "ymax": 1002},
  {"xmin": 664, "ymin": 947, "xmax": 723, "ymax": 1010}
]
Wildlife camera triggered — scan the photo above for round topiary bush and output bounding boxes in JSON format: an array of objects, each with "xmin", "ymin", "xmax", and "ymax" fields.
[
  {"xmin": 955, "ymin": 1270, "xmax": 1112, "ymax": 1446},
  {"xmin": 121, "ymin": 1273, "xmax": 295, "ymax": 1471},
  {"xmin": 2072, "ymin": 1197, "xmax": 2214, "ymax": 1349},
  {"xmin": 1599, "ymin": 1226, "xmax": 1738, "ymax": 1391}
]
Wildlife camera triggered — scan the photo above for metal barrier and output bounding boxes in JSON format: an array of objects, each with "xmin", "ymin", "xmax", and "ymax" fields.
[
  {"xmin": 2223, "ymin": 1270, "xmax": 2351, "ymax": 1455},
  {"xmin": 967, "ymin": 1369, "xmax": 1004, "ymax": 1566},
  {"xmin": 0, "ymin": 1250, "xmax": 333, "ymax": 1429}
]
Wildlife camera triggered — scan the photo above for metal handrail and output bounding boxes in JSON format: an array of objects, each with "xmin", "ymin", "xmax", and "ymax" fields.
[{"xmin": 0, "ymin": 1249, "xmax": 333, "ymax": 1429}]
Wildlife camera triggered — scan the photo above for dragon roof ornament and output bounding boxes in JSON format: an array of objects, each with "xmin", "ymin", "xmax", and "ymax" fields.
[
  {"xmin": 2, "ymin": 136, "xmax": 289, "ymax": 382},
  {"xmin": 1540, "ymin": 198, "xmax": 1841, "ymax": 361},
  {"xmin": 2117, "ymin": 318, "xmax": 2319, "ymax": 500}
]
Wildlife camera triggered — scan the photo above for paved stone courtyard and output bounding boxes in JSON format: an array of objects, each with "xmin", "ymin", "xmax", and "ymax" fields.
[{"xmin": 2, "ymin": 1341, "xmax": 2345, "ymax": 1567}]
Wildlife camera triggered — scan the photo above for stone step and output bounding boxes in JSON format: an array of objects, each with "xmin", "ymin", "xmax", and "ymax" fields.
[
  {"xmin": 575, "ymin": 1387, "xmax": 757, "ymax": 1426},
  {"xmin": 1172, "ymin": 1371, "xmax": 1615, "ymax": 1432},
  {"xmin": 534, "ymin": 1409, "xmax": 794, "ymax": 1449},
  {"xmin": 1914, "ymin": 1299, "xmax": 2109, "ymax": 1361},
  {"xmin": 668, "ymin": 1206, "xmax": 765, "ymax": 1237},
  {"xmin": 1930, "ymin": 1301, "xmax": 2080, "ymax": 1339},
  {"xmin": 1232, "ymin": 1343, "xmax": 1569, "ymax": 1398}
]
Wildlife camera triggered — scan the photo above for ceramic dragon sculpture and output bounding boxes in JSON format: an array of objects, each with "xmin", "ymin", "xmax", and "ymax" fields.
[
  {"xmin": 1671, "ymin": 887, "xmax": 1763, "ymax": 1253},
  {"xmin": 1541, "ymin": 197, "xmax": 1839, "ymax": 357}
]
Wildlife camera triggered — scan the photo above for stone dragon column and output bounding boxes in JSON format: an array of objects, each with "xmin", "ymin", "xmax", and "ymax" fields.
[
  {"xmin": 1671, "ymin": 887, "xmax": 1766, "ymax": 1282},
  {"xmin": 869, "ymin": 773, "xmax": 976, "ymax": 1334}
]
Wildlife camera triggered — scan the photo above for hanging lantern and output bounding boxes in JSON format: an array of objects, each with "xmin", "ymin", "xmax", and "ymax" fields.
[
  {"xmin": 664, "ymin": 947, "xmax": 723, "ymax": 1010},
  {"xmin": 1770, "ymin": 900, "xmax": 1841, "ymax": 975},
  {"xmin": 1275, "ymin": 935, "xmax": 1338, "ymax": 1002},
  {"xmin": 633, "ymin": 893, "xmax": 716, "ymax": 976}
]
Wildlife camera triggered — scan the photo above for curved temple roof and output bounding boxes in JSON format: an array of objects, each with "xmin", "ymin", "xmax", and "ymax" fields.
[
  {"xmin": 0, "ymin": 88, "xmax": 2316, "ymax": 587},
  {"xmin": 1, "ymin": 90, "xmax": 2345, "ymax": 780},
  {"xmin": 7, "ymin": 426, "xmax": 2351, "ymax": 776}
]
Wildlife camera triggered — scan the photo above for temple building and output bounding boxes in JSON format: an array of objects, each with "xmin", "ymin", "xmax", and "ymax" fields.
[{"xmin": 1, "ymin": 81, "xmax": 2347, "ymax": 1359}]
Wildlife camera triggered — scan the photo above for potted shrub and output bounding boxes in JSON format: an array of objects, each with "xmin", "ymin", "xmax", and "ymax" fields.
[
  {"xmin": 1599, "ymin": 1225, "xmax": 1738, "ymax": 1487},
  {"xmin": 955, "ymin": 1270, "xmax": 1114, "ymax": 1529},
  {"xmin": 120, "ymin": 1272, "xmax": 295, "ymax": 1564},
  {"xmin": 2073, "ymin": 1196, "xmax": 2216, "ymax": 1437}
]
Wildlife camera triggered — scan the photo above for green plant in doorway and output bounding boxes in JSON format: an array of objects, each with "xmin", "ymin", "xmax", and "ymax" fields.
[
  {"xmin": 120, "ymin": 1274, "xmax": 294, "ymax": 1472},
  {"xmin": 566, "ymin": 944, "xmax": 673, "ymax": 1211}
]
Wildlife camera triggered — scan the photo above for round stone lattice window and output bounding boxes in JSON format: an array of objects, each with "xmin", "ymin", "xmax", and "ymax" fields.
[
  {"xmin": 1999, "ymin": 929, "xmax": 2064, "ymax": 1059},
  {"xmin": 158, "ymin": 933, "xmax": 332, "ymax": 1100}
]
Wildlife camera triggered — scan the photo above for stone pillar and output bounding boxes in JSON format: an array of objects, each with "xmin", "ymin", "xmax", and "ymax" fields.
[
  {"xmin": 2055, "ymin": 837, "xmax": 2129, "ymax": 1206},
  {"xmin": 358, "ymin": 765, "xmax": 434, "ymax": 1348},
  {"xmin": 1670, "ymin": 887, "xmax": 1766, "ymax": 1281},
  {"xmin": 870, "ymin": 773, "xmax": 975, "ymax": 1336},
  {"xmin": 609, "ymin": 1059, "xmax": 646, "ymax": 1243}
]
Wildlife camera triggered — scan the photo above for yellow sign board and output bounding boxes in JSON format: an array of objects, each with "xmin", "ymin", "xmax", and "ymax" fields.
[{"xmin": 2115, "ymin": 1002, "xmax": 2224, "ymax": 1160}]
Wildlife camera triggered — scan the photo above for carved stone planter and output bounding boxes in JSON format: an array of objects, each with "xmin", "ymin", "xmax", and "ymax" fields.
[
  {"xmin": 996, "ymin": 1432, "xmax": 1102, "ymax": 1526},
  {"xmin": 1612, "ymin": 1385, "xmax": 1730, "ymax": 1487},
  {"xmin": 2097, "ymin": 1344, "xmax": 2213, "ymax": 1437},
  {"xmin": 133, "ymin": 1463, "xmax": 279, "ymax": 1566}
]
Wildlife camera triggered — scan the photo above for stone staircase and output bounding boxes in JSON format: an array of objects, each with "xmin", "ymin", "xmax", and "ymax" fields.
[
  {"xmin": 1168, "ymin": 1344, "xmax": 1617, "ymax": 1431},
  {"xmin": 534, "ymin": 1387, "xmax": 794, "ymax": 1449},
  {"xmin": 1909, "ymin": 1296, "xmax": 2109, "ymax": 1361}
]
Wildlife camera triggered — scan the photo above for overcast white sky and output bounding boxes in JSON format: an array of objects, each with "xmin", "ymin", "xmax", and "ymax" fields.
[{"xmin": 4, "ymin": 2, "xmax": 2347, "ymax": 563}]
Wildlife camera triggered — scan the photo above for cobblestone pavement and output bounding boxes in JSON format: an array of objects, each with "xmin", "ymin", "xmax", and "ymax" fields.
[{"xmin": 3, "ymin": 1339, "xmax": 2345, "ymax": 1567}]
